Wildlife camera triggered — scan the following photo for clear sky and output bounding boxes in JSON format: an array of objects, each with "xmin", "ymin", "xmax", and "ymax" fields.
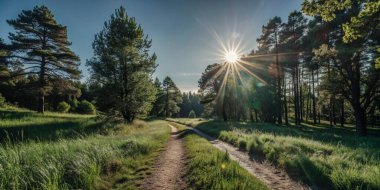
[{"xmin": 0, "ymin": 0, "xmax": 303, "ymax": 92}]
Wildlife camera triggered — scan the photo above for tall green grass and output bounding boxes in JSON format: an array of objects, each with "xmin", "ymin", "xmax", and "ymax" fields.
[
  {"xmin": 0, "ymin": 108, "xmax": 170, "ymax": 189},
  {"xmin": 171, "ymin": 119, "xmax": 380, "ymax": 190},
  {"xmin": 0, "ymin": 108, "xmax": 99, "ymax": 142}
]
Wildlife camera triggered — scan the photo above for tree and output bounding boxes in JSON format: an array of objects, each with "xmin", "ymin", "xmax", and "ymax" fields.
[
  {"xmin": 151, "ymin": 77, "xmax": 165, "ymax": 116},
  {"xmin": 188, "ymin": 110, "xmax": 196, "ymax": 118},
  {"xmin": 256, "ymin": 16, "xmax": 283, "ymax": 124},
  {"xmin": 162, "ymin": 76, "xmax": 182, "ymax": 117},
  {"xmin": 57, "ymin": 101, "xmax": 70, "ymax": 113},
  {"xmin": 0, "ymin": 38, "xmax": 10, "ymax": 79},
  {"xmin": 88, "ymin": 7, "xmax": 157, "ymax": 122},
  {"xmin": 280, "ymin": 11, "xmax": 308, "ymax": 125},
  {"xmin": 6, "ymin": 6, "xmax": 80, "ymax": 113},
  {"xmin": 179, "ymin": 92, "xmax": 191, "ymax": 117},
  {"xmin": 303, "ymin": 0, "xmax": 380, "ymax": 135}
]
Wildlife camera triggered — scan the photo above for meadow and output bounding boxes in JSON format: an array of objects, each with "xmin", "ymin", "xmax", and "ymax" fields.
[
  {"xmin": 169, "ymin": 118, "xmax": 380, "ymax": 190},
  {"xmin": 0, "ymin": 107, "xmax": 170, "ymax": 190},
  {"xmin": 0, "ymin": 107, "xmax": 272, "ymax": 190}
]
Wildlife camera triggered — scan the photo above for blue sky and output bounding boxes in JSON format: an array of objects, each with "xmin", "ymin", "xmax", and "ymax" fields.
[{"xmin": 0, "ymin": 0, "xmax": 303, "ymax": 92}]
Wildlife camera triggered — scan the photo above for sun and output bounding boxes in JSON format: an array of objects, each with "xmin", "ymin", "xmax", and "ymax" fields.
[{"xmin": 225, "ymin": 51, "xmax": 239, "ymax": 63}]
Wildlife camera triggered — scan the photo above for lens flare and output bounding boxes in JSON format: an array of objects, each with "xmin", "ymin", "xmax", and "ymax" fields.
[{"xmin": 225, "ymin": 51, "xmax": 239, "ymax": 63}]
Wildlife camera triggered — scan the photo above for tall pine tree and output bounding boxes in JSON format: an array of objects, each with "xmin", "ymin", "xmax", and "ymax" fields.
[
  {"xmin": 162, "ymin": 76, "xmax": 182, "ymax": 117},
  {"xmin": 88, "ymin": 7, "xmax": 157, "ymax": 122},
  {"xmin": 7, "ymin": 6, "xmax": 80, "ymax": 113},
  {"xmin": 256, "ymin": 16, "xmax": 283, "ymax": 124}
]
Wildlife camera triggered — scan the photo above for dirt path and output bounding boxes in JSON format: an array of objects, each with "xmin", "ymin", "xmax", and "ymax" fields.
[
  {"xmin": 141, "ymin": 125, "xmax": 187, "ymax": 190},
  {"xmin": 170, "ymin": 124, "xmax": 310, "ymax": 190}
]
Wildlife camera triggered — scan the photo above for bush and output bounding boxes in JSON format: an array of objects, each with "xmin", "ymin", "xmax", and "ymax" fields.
[
  {"xmin": 238, "ymin": 138, "xmax": 247, "ymax": 151},
  {"xmin": 0, "ymin": 93, "xmax": 6, "ymax": 107},
  {"xmin": 77, "ymin": 100, "xmax": 96, "ymax": 114},
  {"xmin": 68, "ymin": 97, "xmax": 79, "ymax": 112},
  {"xmin": 57, "ymin": 101, "xmax": 70, "ymax": 113},
  {"xmin": 188, "ymin": 110, "xmax": 196, "ymax": 118}
]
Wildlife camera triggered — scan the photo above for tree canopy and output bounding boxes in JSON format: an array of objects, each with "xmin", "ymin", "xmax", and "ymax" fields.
[{"xmin": 87, "ymin": 6, "xmax": 157, "ymax": 122}]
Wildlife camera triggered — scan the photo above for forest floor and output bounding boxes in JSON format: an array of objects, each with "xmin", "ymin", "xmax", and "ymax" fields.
[
  {"xmin": 141, "ymin": 125, "xmax": 187, "ymax": 190},
  {"xmin": 169, "ymin": 123, "xmax": 309, "ymax": 190}
]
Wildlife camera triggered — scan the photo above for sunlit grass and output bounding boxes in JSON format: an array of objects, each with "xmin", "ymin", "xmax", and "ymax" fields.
[
  {"xmin": 0, "ymin": 108, "xmax": 170, "ymax": 189},
  {"xmin": 170, "ymin": 118, "xmax": 380, "ymax": 190},
  {"xmin": 169, "ymin": 122, "xmax": 269, "ymax": 190}
]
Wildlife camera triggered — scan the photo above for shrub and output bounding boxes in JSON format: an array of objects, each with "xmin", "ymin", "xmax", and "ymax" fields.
[
  {"xmin": 188, "ymin": 110, "xmax": 196, "ymax": 118},
  {"xmin": 68, "ymin": 97, "xmax": 79, "ymax": 112},
  {"xmin": 0, "ymin": 93, "xmax": 6, "ymax": 107},
  {"xmin": 57, "ymin": 101, "xmax": 70, "ymax": 113},
  {"xmin": 238, "ymin": 138, "xmax": 247, "ymax": 151},
  {"xmin": 77, "ymin": 100, "xmax": 96, "ymax": 114}
]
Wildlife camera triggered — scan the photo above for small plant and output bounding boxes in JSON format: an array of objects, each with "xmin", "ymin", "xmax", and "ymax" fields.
[
  {"xmin": 0, "ymin": 93, "xmax": 6, "ymax": 107},
  {"xmin": 77, "ymin": 100, "xmax": 96, "ymax": 114},
  {"xmin": 57, "ymin": 101, "xmax": 70, "ymax": 113},
  {"xmin": 68, "ymin": 97, "xmax": 79, "ymax": 112},
  {"xmin": 188, "ymin": 110, "xmax": 196, "ymax": 118},
  {"xmin": 238, "ymin": 138, "xmax": 247, "ymax": 151}
]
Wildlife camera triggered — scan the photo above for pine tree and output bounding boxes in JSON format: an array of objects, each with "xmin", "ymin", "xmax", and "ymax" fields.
[
  {"xmin": 151, "ymin": 77, "xmax": 165, "ymax": 116},
  {"xmin": 162, "ymin": 76, "xmax": 182, "ymax": 117},
  {"xmin": 280, "ymin": 11, "xmax": 307, "ymax": 125},
  {"xmin": 88, "ymin": 7, "xmax": 157, "ymax": 122},
  {"xmin": 7, "ymin": 6, "xmax": 80, "ymax": 113},
  {"xmin": 303, "ymin": 0, "xmax": 380, "ymax": 135},
  {"xmin": 257, "ymin": 16, "xmax": 283, "ymax": 124}
]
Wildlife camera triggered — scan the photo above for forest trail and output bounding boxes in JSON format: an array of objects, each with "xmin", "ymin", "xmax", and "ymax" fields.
[
  {"xmin": 169, "ymin": 124, "xmax": 310, "ymax": 190},
  {"xmin": 141, "ymin": 125, "xmax": 187, "ymax": 190}
]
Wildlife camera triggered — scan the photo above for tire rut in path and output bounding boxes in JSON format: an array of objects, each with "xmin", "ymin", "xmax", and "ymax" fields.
[
  {"xmin": 141, "ymin": 125, "xmax": 187, "ymax": 190},
  {"xmin": 170, "ymin": 124, "xmax": 310, "ymax": 190}
]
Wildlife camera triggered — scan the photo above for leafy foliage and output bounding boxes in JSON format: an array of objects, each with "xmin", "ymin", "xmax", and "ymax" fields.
[
  {"xmin": 188, "ymin": 110, "xmax": 196, "ymax": 118},
  {"xmin": 162, "ymin": 76, "xmax": 182, "ymax": 117},
  {"xmin": 87, "ymin": 7, "xmax": 157, "ymax": 122},
  {"xmin": 6, "ymin": 6, "xmax": 80, "ymax": 113},
  {"xmin": 57, "ymin": 101, "xmax": 70, "ymax": 113},
  {"xmin": 77, "ymin": 100, "xmax": 96, "ymax": 115}
]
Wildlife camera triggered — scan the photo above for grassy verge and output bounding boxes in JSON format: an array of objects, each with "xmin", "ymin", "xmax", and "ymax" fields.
[
  {"xmin": 0, "ymin": 108, "xmax": 101, "ymax": 142},
  {"xmin": 169, "ymin": 118, "xmax": 380, "ymax": 190},
  {"xmin": 169, "ymin": 122, "xmax": 269, "ymax": 190},
  {"xmin": 0, "ymin": 108, "xmax": 170, "ymax": 189}
]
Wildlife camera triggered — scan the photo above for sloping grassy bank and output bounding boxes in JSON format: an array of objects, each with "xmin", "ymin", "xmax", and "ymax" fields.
[
  {"xmin": 169, "ymin": 118, "xmax": 380, "ymax": 190},
  {"xmin": 0, "ymin": 107, "xmax": 100, "ymax": 142},
  {"xmin": 170, "ymin": 122, "xmax": 269, "ymax": 190},
  {"xmin": 0, "ymin": 107, "xmax": 170, "ymax": 189}
]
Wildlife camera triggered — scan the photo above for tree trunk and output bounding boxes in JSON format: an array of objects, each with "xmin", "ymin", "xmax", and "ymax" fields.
[
  {"xmin": 222, "ymin": 101, "xmax": 227, "ymax": 121},
  {"xmin": 38, "ymin": 94, "xmax": 44, "ymax": 113},
  {"xmin": 276, "ymin": 44, "xmax": 282, "ymax": 125},
  {"xmin": 38, "ymin": 58, "xmax": 46, "ymax": 113},
  {"xmin": 340, "ymin": 99, "xmax": 344, "ymax": 127},
  {"xmin": 300, "ymin": 68, "xmax": 304, "ymax": 122},
  {"xmin": 351, "ymin": 59, "xmax": 367, "ymax": 135},
  {"xmin": 329, "ymin": 98, "xmax": 333, "ymax": 126},
  {"xmin": 284, "ymin": 75, "xmax": 289, "ymax": 125},
  {"xmin": 354, "ymin": 107, "xmax": 367, "ymax": 136},
  {"xmin": 312, "ymin": 69, "xmax": 317, "ymax": 124},
  {"xmin": 294, "ymin": 67, "xmax": 300, "ymax": 125},
  {"xmin": 333, "ymin": 100, "xmax": 336, "ymax": 125}
]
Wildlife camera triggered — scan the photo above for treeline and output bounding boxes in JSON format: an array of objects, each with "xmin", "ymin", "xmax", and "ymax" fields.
[
  {"xmin": 199, "ymin": 0, "xmax": 380, "ymax": 135},
  {"xmin": 150, "ymin": 77, "xmax": 204, "ymax": 118},
  {"xmin": 0, "ymin": 6, "xmax": 202, "ymax": 120}
]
